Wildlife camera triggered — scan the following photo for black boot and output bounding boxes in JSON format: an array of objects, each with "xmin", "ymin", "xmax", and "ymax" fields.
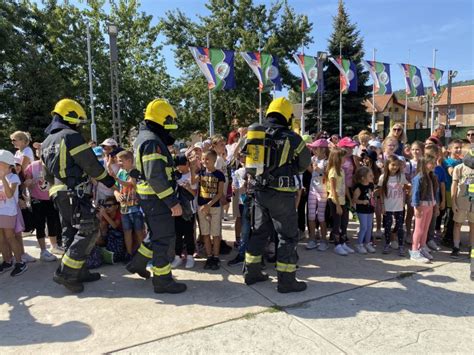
[
  {"xmin": 152, "ymin": 274, "xmax": 187, "ymax": 294},
  {"xmin": 277, "ymin": 271, "xmax": 307, "ymax": 293},
  {"xmin": 126, "ymin": 249, "xmax": 151, "ymax": 279},
  {"xmin": 244, "ymin": 263, "xmax": 269, "ymax": 285},
  {"xmin": 53, "ymin": 269, "xmax": 84, "ymax": 293},
  {"xmin": 79, "ymin": 266, "xmax": 101, "ymax": 282}
]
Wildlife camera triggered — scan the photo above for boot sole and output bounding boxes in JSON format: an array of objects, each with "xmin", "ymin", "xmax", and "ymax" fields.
[
  {"xmin": 244, "ymin": 276, "xmax": 269, "ymax": 286},
  {"xmin": 53, "ymin": 275, "xmax": 84, "ymax": 293},
  {"xmin": 154, "ymin": 286, "xmax": 187, "ymax": 294},
  {"xmin": 126, "ymin": 265, "xmax": 151, "ymax": 279},
  {"xmin": 277, "ymin": 285, "xmax": 307, "ymax": 293}
]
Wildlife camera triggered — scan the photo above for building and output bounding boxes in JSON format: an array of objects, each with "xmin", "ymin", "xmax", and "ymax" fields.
[
  {"xmin": 364, "ymin": 94, "xmax": 426, "ymax": 133},
  {"xmin": 435, "ymin": 85, "xmax": 474, "ymax": 128}
]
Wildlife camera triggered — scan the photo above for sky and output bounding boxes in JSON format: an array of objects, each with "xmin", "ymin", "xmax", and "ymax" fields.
[{"xmin": 64, "ymin": 0, "xmax": 474, "ymax": 92}]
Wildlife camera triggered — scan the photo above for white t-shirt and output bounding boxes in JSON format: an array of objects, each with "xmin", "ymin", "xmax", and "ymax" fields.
[
  {"xmin": 378, "ymin": 174, "xmax": 408, "ymax": 212},
  {"xmin": 0, "ymin": 173, "xmax": 21, "ymax": 216},
  {"xmin": 15, "ymin": 147, "xmax": 34, "ymax": 165},
  {"xmin": 96, "ymin": 163, "xmax": 120, "ymax": 203},
  {"xmin": 177, "ymin": 171, "xmax": 198, "ymax": 213},
  {"xmin": 310, "ymin": 157, "xmax": 327, "ymax": 192}
]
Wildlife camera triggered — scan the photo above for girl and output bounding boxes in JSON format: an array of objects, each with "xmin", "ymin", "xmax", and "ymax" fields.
[
  {"xmin": 326, "ymin": 148, "xmax": 353, "ymax": 256},
  {"xmin": 352, "ymin": 167, "xmax": 376, "ymax": 254},
  {"xmin": 306, "ymin": 139, "xmax": 329, "ymax": 251},
  {"xmin": 404, "ymin": 141, "xmax": 424, "ymax": 243},
  {"xmin": 338, "ymin": 137, "xmax": 358, "ymax": 239},
  {"xmin": 0, "ymin": 150, "xmax": 27, "ymax": 276},
  {"xmin": 10, "ymin": 131, "xmax": 34, "ymax": 174},
  {"xmin": 378, "ymin": 155, "xmax": 409, "ymax": 256},
  {"xmin": 410, "ymin": 156, "xmax": 438, "ymax": 263}
]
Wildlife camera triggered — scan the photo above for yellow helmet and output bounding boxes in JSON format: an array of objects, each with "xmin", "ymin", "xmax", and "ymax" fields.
[
  {"xmin": 51, "ymin": 99, "xmax": 87, "ymax": 125},
  {"xmin": 144, "ymin": 99, "xmax": 178, "ymax": 130},
  {"xmin": 266, "ymin": 97, "xmax": 293, "ymax": 122}
]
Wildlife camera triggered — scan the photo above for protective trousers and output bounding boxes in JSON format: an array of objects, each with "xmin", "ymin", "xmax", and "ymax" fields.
[
  {"xmin": 246, "ymin": 188, "xmax": 298, "ymax": 273},
  {"xmin": 54, "ymin": 192, "xmax": 99, "ymax": 280}
]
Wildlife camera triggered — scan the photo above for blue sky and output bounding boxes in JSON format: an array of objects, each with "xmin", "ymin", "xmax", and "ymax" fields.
[{"xmin": 64, "ymin": 0, "xmax": 474, "ymax": 92}]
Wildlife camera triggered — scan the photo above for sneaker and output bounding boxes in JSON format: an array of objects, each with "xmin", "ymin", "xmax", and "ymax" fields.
[
  {"xmin": 382, "ymin": 244, "xmax": 391, "ymax": 254},
  {"xmin": 305, "ymin": 240, "xmax": 318, "ymax": 250},
  {"xmin": 210, "ymin": 257, "xmax": 220, "ymax": 270},
  {"xmin": 227, "ymin": 254, "xmax": 244, "ymax": 266},
  {"xmin": 342, "ymin": 243, "xmax": 355, "ymax": 254},
  {"xmin": 0, "ymin": 261, "xmax": 14, "ymax": 274},
  {"xmin": 10, "ymin": 262, "xmax": 28, "ymax": 277},
  {"xmin": 185, "ymin": 255, "xmax": 195, "ymax": 269},
  {"xmin": 355, "ymin": 244, "xmax": 367, "ymax": 254},
  {"xmin": 365, "ymin": 243, "xmax": 376, "ymax": 253},
  {"xmin": 390, "ymin": 240, "xmax": 399, "ymax": 250},
  {"xmin": 317, "ymin": 241, "xmax": 329, "ymax": 251},
  {"xmin": 204, "ymin": 257, "xmax": 213, "ymax": 269},
  {"xmin": 409, "ymin": 250, "xmax": 429, "ymax": 263},
  {"xmin": 427, "ymin": 240, "xmax": 441, "ymax": 251},
  {"xmin": 334, "ymin": 244, "xmax": 348, "ymax": 256},
  {"xmin": 51, "ymin": 245, "xmax": 66, "ymax": 255},
  {"xmin": 420, "ymin": 246, "xmax": 434, "ymax": 260},
  {"xmin": 21, "ymin": 253, "xmax": 36, "ymax": 263},
  {"xmin": 373, "ymin": 230, "xmax": 383, "ymax": 240},
  {"xmin": 398, "ymin": 246, "xmax": 406, "ymax": 257},
  {"xmin": 40, "ymin": 249, "xmax": 57, "ymax": 262},
  {"xmin": 450, "ymin": 247, "xmax": 461, "ymax": 259},
  {"xmin": 171, "ymin": 255, "xmax": 183, "ymax": 269}
]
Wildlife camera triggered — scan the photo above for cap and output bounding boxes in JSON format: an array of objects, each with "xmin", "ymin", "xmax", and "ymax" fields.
[
  {"xmin": 100, "ymin": 138, "xmax": 118, "ymax": 147},
  {"xmin": 308, "ymin": 138, "xmax": 329, "ymax": 148},
  {"xmin": 368, "ymin": 139, "xmax": 382, "ymax": 149},
  {"xmin": 174, "ymin": 154, "xmax": 188, "ymax": 167},
  {"xmin": 193, "ymin": 142, "xmax": 203, "ymax": 150},
  {"xmin": 14, "ymin": 157, "xmax": 22, "ymax": 165},
  {"xmin": 337, "ymin": 137, "xmax": 358, "ymax": 148},
  {"xmin": 0, "ymin": 150, "xmax": 15, "ymax": 166}
]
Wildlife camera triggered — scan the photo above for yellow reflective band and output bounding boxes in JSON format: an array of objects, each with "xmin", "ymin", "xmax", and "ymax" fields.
[
  {"xmin": 471, "ymin": 249, "xmax": 474, "ymax": 258},
  {"xmin": 165, "ymin": 167, "xmax": 174, "ymax": 180},
  {"xmin": 279, "ymin": 139, "xmax": 290, "ymax": 167},
  {"xmin": 142, "ymin": 153, "xmax": 167, "ymax": 163},
  {"xmin": 245, "ymin": 252, "xmax": 262, "ymax": 264},
  {"xmin": 62, "ymin": 254, "xmax": 85, "ymax": 269},
  {"xmin": 59, "ymin": 139, "xmax": 67, "ymax": 178},
  {"xmin": 276, "ymin": 262, "xmax": 296, "ymax": 273},
  {"xmin": 49, "ymin": 184, "xmax": 67, "ymax": 196},
  {"xmin": 152, "ymin": 264, "xmax": 172, "ymax": 276},
  {"xmin": 157, "ymin": 186, "xmax": 173, "ymax": 199},
  {"xmin": 137, "ymin": 244, "xmax": 153, "ymax": 259},
  {"xmin": 271, "ymin": 187, "xmax": 298, "ymax": 192},
  {"xmin": 136, "ymin": 149, "xmax": 142, "ymax": 172},
  {"xmin": 295, "ymin": 140, "xmax": 306, "ymax": 155},
  {"xmin": 136, "ymin": 182, "xmax": 155, "ymax": 195},
  {"xmin": 70, "ymin": 143, "xmax": 89, "ymax": 156},
  {"xmin": 94, "ymin": 169, "xmax": 107, "ymax": 181}
]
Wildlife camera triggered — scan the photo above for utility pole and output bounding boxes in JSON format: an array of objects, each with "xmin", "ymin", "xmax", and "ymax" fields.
[
  {"xmin": 86, "ymin": 24, "xmax": 96, "ymax": 143},
  {"xmin": 108, "ymin": 24, "xmax": 122, "ymax": 145},
  {"xmin": 445, "ymin": 69, "xmax": 457, "ymax": 146}
]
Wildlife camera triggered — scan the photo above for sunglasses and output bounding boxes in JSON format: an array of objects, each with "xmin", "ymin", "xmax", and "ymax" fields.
[
  {"xmin": 103, "ymin": 204, "xmax": 117, "ymax": 208},
  {"xmin": 467, "ymin": 133, "xmax": 474, "ymax": 137}
]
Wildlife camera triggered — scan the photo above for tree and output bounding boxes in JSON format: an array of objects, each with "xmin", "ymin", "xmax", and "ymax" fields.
[
  {"xmin": 306, "ymin": 0, "xmax": 370, "ymax": 136},
  {"xmin": 160, "ymin": 0, "xmax": 312, "ymax": 138}
]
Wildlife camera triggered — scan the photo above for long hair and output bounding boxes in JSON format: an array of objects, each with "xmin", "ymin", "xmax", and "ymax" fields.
[
  {"xmin": 417, "ymin": 155, "xmax": 439, "ymax": 199},
  {"xmin": 325, "ymin": 147, "xmax": 346, "ymax": 181},
  {"xmin": 381, "ymin": 155, "xmax": 402, "ymax": 197}
]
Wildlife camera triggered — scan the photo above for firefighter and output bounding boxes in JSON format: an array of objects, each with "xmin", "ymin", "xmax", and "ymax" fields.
[
  {"xmin": 244, "ymin": 97, "xmax": 311, "ymax": 293},
  {"xmin": 125, "ymin": 98, "xmax": 186, "ymax": 294},
  {"xmin": 41, "ymin": 98, "xmax": 115, "ymax": 293}
]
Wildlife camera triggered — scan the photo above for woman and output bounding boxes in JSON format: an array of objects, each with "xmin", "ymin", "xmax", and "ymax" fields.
[{"xmin": 387, "ymin": 124, "xmax": 407, "ymax": 156}]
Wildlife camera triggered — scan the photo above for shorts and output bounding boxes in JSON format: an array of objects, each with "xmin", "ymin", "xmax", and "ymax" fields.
[
  {"xmin": 121, "ymin": 210, "xmax": 145, "ymax": 231},
  {"xmin": 453, "ymin": 210, "xmax": 474, "ymax": 224},
  {"xmin": 198, "ymin": 206, "xmax": 222, "ymax": 236},
  {"xmin": 0, "ymin": 215, "xmax": 16, "ymax": 229}
]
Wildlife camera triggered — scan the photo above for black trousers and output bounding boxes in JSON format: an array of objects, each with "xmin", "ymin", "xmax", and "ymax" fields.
[
  {"xmin": 327, "ymin": 198, "xmax": 348, "ymax": 245},
  {"xmin": 32, "ymin": 199, "xmax": 61, "ymax": 240},
  {"xmin": 175, "ymin": 215, "xmax": 195, "ymax": 255},
  {"xmin": 297, "ymin": 191, "xmax": 308, "ymax": 232}
]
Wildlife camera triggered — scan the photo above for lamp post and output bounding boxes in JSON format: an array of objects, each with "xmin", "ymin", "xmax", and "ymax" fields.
[
  {"xmin": 445, "ymin": 69, "xmax": 457, "ymax": 146},
  {"xmin": 316, "ymin": 51, "xmax": 327, "ymax": 132},
  {"xmin": 86, "ymin": 24, "xmax": 97, "ymax": 143},
  {"xmin": 108, "ymin": 23, "xmax": 122, "ymax": 145}
]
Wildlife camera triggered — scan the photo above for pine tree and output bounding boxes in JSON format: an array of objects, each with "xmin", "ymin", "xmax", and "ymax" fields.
[{"xmin": 306, "ymin": 0, "xmax": 370, "ymax": 136}]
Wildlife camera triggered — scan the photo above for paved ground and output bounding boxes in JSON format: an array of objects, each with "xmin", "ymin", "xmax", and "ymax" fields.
[{"xmin": 1, "ymin": 221, "xmax": 472, "ymax": 354}]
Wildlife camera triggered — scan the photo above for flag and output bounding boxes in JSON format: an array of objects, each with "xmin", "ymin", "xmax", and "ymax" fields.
[
  {"xmin": 399, "ymin": 63, "xmax": 425, "ymax": 97},
  {"xmin": 240, "ymin": 52, "xmax": 282, "ymax": 91},
  {"xmin": 426, "ymin": 67, "xmax": 444, "ymax": 96},
  {"xmin": 189, "ymin": 46, "xmax": 236, "ymax": 91},
  {"xmin": 328, "ymin": 57, "xmax": 358, "ymax": 94},
  {"xmin": 293, "ymin": 54, "xmax": 319, "ymax": 94},
  {"xmin": 362, "ymin": 60, "xmax": 392, "ymax": 95}
]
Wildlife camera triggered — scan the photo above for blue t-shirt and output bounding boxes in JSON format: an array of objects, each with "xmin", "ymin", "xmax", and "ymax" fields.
[
  {"xmin": 198, "ymin": 169, "xmax": 225, "ymax": 207},
  {"xmin": 442, "ymin": 157, "xmax": 462, "ymax": 192}
]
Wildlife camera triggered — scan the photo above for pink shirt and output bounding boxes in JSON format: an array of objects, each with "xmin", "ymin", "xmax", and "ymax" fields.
[
  {"xmin": 342, "ymin": 156, "xmax": 355, "ymax": 189},
  {"xmin": 24, "ymin": 160, "xmax": 50, "ymax": 200}
]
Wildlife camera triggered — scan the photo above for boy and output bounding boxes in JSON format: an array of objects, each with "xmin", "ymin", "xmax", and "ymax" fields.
[
  {"xmin": 441, "ymin": 139, "xmax": 464, "ymax": 246},
  {"xmin": 451, "ymin": 146, "xmax": 474, "ymax": 260},
  {"xmin": 114, "ymin": 150, "xmax": 145, "ymax": 259},
  {"xmin": 197, "ymin": 149, "xmax": 225, "ymax": 270}
]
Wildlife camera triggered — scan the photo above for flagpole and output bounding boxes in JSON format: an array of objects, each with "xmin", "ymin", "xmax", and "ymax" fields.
[
  {"xmin": 206, "ymin": 34, "xmax": 214, "ymax": 136},
  {"xmin": 339, "ymin": 42, "xmax": 343, "ymax": 137},
  {"xmin": 404, "ymin": 49, "xmax": 410, "ymax": 135},
  {"xmin": 430, "ymin": 48, "xmax": 438, "ymax": 134},
  {"xmin": 258, "ymin": 36, "xmax": 263, "ymax": 124},
  {"xmin": 371, "ymin": 48, "xmax": 376, "ymax": 133},
  {"xmin": 301, "ymin": 41, "xmax": 305, "ymax": 135}
]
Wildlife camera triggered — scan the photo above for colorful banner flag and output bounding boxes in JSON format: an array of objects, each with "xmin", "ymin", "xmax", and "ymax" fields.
[
  {"xmin": 240, "ymin": 52, "xmax": 282, "ymax": 91},
  {"xmin": 362, "ymin": 60, "xmax": 392, "ymax": 95},
  {"xmin": 328, "ymin": 57, "xmax": 358, "ymax": 94},
  {"xmin": 293, "ymin": 54, "xmax": 319, "ymax": 94},
  {"xmin": 399, "ymin": 63, "xmax": 425, "ymax": 97},
  {"xmin": 426, "ymin": 67, "xmax": 444, "ymax": 96},
  {"xmin": 189, "ymin": 46, "xmax": 236, "ymax": 91}
]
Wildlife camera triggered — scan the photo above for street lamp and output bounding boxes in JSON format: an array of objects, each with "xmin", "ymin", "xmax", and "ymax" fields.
[
  {"xmin": 316, "ymin": 51, "xmax": 327, "ymax": 132},
  {"xmin": 445, "ymin": 70, "xmax": 457, "ymax": 146},
  {"xmin": 108, "ymin": 23, "xmax": 122, "ymax": 145}
]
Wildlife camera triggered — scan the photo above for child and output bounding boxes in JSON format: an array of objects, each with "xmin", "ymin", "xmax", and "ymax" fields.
[
  {"xmin": 326, "ymin": 147, "xmax": 353, "ymax": 256},
  {"xmin": 410, "ymin": 156, "xmax": 438, "ymax": 263},
  {"xmin": 379, "ymin": 155, "xmax": 409, "ymax": 256},
  {"xmin": 98, "ymin": 196, "xmax": 126, "ymax": 262},
  {"xmin": 211, "ymin": 135, "xmax": 229, "ymax": 219},
  {"xmin": 404, "ymin": 141, "xmax": 424, "ymax": 242},
  {"xmin": 352, "ymin": 166, "xmax": 376, "ymax": 254},
  {"xmin": 306, "ymin": 139, "xmax": 329, "ymax": 251},
  {"xmin": 114, "ymin": 150, "xmax": 145, "ymax": 259},
  {"xmin": 197, "ymin": 150, "xmax": 225, "ymax": 269},
  {"xmin": 0, "ymin": 150, "xmax": 27, "ymax": 276},
  {"xmin": 450, "ymin": 146, "xmax": 474, "ymax": 259},
  {"xmin": 171, "ymin": 154, "xmax": 198, "ymax": 269}
]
